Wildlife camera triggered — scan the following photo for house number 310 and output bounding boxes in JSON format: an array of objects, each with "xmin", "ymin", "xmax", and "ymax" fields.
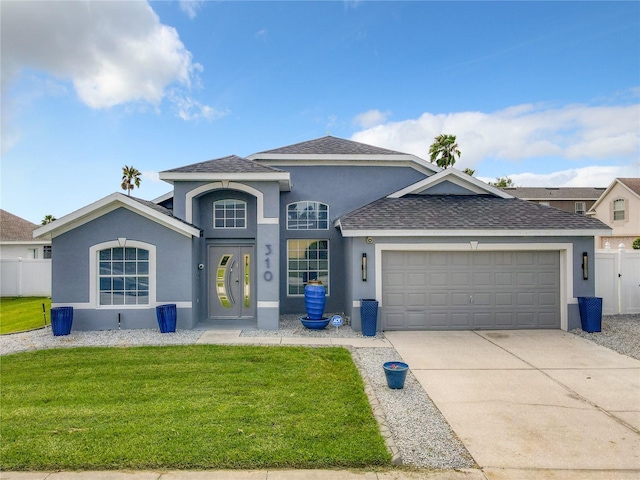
[{"xmin": 263, "ymin": 244, "xmax": 273, "ymax": 281}]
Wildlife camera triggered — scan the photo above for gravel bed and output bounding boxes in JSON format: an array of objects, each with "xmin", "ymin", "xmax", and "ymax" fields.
[
  {"xmin": 571, "ymin": 314, "xmax": 640, "ymax": 360},
  {"xmin": 353, "ymin": 347, "xmax": 475, "ymax": 469},
  {"xmin": 0, "ymin": 327, "xmax": 202, "ymax": 356}
]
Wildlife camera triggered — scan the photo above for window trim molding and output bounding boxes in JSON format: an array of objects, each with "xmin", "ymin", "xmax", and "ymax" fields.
[
  {"xmin": 286, "ymin": 238, "xmax": 330, "ymax": 297},
  {"xmin": 612, "ymin": 198, "xmax": 627, "ymax": 222},
  {"xmin": 574, "ymin": 201, "xmax": 586, "ymax": 215},
  {"xmin": 89, "ymin": 240, "xmax": 156, "ymax": 309},
  {"xmin": 213, "ymin": 199, "xmax": 247, "ymax": 229},
  {"xmin": 286, "ymin": 201, "xmax": 329, "ymax": 230}
]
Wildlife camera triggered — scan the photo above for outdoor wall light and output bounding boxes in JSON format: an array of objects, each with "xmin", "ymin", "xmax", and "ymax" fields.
[
  {"xmin": 362, "ymin": 253, "xmax": 367, "ymax": 281},
  {"xmin": 582, "ymin": 252, "xmax": 588, "ymax": 280}
]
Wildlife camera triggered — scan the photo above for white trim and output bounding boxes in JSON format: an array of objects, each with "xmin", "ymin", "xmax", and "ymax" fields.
[
  {"xmin": 184, "ymin": 182, "xmax": 279, "ymax": 225},
  {"xmin": 152, "ymin": 191, "xmax": 174, "ymax": 204},
  {"xmin": 33, "ymin": 193, "xmax": 200, "ymax": 240},
  {"xmin": 374, "ymin": 242, "xmax": 574, "ymax": 331},
  {"xmin": 338, "ymin": 228, "xmax": 612, "ymax": 237},
  {"xmin": 257, "ymin": 301, "xmax": 279, "ymax": 308},
  {"xmin": 89, "ymin": 240, "xmax": 157, "ymax": 309},
  {"xmin": 388, "ymin": 168, "xmax": 512, "ymax": 199}
]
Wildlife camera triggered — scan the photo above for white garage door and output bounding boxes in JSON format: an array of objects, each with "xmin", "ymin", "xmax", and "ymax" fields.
[{"xmin": 382, "ymin": 250, "xmax": 560, "ymax": 330}]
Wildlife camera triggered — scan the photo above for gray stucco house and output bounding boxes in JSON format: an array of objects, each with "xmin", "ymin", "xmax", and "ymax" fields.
[{"xmin": 34, "ymin": 136, "xmax": 610, "ymax": 332}]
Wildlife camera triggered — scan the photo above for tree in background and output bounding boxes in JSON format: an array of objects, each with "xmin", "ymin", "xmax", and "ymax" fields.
[
  {"xmin": 121, "ymin": 165, "xmax": 142, "ymax": 196},
  {"xmin": 41, "ymin": 215, "xmax": 56, "ymax": 225},
  {"xmin": 490, "ymin": 176, "xmax": 515, "ymax": 188},
  {"xmin": 428, "ymin": 134, "xmax": 461, "ymax": 169},
  {"xmin": 463, "ymin": 167, "xmax": 475, "ymax": 176}
]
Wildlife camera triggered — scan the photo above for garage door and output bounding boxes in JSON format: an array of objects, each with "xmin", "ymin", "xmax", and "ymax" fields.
[{"xmin": 382, "ymin": 251, "xmax": 560, "ymax": 330}]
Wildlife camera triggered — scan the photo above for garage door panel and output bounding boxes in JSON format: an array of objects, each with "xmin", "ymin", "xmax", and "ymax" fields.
[{"xmin": 382, "ymin": 250, "xmax": 560, "ymax": 330}]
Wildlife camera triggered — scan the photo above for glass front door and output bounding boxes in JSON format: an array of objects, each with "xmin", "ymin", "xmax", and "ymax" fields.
[{"xmin": 208, "ymin": 245, "xmax": 255, "ymax": 319}]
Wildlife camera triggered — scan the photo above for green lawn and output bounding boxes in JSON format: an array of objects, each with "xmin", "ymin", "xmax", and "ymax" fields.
[
  {"xmin": 0, "ymin": 297, "xmax": 51, "ymax": 334},
  {"xmin": 0, "ymin": 345, "xmax": 390, "ymax": 471}
]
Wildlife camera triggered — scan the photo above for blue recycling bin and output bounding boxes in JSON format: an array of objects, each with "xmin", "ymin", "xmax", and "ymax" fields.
[
  {"xmin": 578, "ymin": 297, "xmax": 602, "ymax": 333},
  {"xmin": 361, "ymin": 299, "xmax": 379, "ymax": 336},
  {"xmin": 156, "ymin": 304, "xmax": 177, "ymax": 333},
  {"xmin": 51, "ymin": 306, "xmax": 73, "ymax": 336}
]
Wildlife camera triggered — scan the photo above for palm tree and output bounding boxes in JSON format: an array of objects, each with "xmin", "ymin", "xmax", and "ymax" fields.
[
  {"xmin": 121, "ymin": 165, "xmax": 142, "ymax": 196},
  {"xmin": 41, "ymin": 214, "xmax": 56, "ymax": 225},
  {"xmin": 428, "ymin": 134, "xmax": 461, "ymax": 169}
]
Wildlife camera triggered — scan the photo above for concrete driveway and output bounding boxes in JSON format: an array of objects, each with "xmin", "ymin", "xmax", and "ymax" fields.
[{"xmin": 385, "ymin": 330, "xmax": 640, "ymax": 478}]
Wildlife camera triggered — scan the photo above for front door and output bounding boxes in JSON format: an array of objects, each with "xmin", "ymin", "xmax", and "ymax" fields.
[{"xmin": 209, "ymin": 245, "xmax": 255, "ymax": 319}]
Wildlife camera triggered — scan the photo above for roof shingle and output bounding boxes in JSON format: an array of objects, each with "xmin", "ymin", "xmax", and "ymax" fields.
[
  {"xmin": 502, "ymin": 187, "xmax": 606, "ymax": 200},
  {"xmin": 338, "ymin": 195, "xmax": 609, "ymax": 231},
  {"xmin": 0, "ymin": 210, "xmax": 39, "ymax": 241},
  {"xmin": 253, "ymin": 135, "xmax": 408, "ymax": 156},
  {"xmin": 618, "ymin": 178, "xmax": 640, "ymax": 196},
  {"xmin": 163, "ymin": 155, "xmax": 285, "ymax": 174}
]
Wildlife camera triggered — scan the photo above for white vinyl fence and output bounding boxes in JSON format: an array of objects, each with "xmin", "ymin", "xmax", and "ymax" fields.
[
  {"xmin": 595, "ymin": 250, "xmax": 640, "ymax": 315},
  {"xmin": 0, "ymin": 258, "xmax": 51, "ymax": 297}
]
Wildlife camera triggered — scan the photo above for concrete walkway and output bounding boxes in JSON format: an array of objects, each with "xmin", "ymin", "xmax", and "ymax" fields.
[{"xmin": 385, "ymin": 329, "xmax": 640, "ymax": 479}]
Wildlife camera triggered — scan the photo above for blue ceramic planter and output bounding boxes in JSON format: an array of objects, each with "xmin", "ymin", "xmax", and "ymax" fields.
[
  {"xmin": 51, "ymin": 306, "xmax": 73, "ymax": 336},
  {"xmin": 300, "ymin": 316, "xmax": 330, "ymax": 329},
  {"xmin": 304, "ymin": 282, "xmax": 326, "ymax": 320},
  {"xmin": 156, "ymin": 304, "xmax": 177, "ymax": 333},
  {"xmin": 382, "ymin": 361, "xmax": 409, "ymax": 389}
]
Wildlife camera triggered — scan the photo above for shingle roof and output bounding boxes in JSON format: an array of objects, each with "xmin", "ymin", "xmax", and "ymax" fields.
[
  {"xmin": 253, "ymin": 135, "xmax": 408, "ymax": 156},
  {"xmin": 163, "ymin": 155, "xmax": 285, "ymax": 174},
  {"xmin": 338, "ymin": 195, "xmax": 610, "ymax": 231},
  {"xmin": 502, "ymin": 187, "xmax": 606, "ymax": 200},
  {"xmin": 128, "ymin": 197, "xmax": 201, "ymax": 231},
  {"xmin": 0, "ymin": 210, "xmax": 39, "ymax": 241},
  {"xmin": 618, "ymin": 178, "xmax": 640, "ymax": 196}
]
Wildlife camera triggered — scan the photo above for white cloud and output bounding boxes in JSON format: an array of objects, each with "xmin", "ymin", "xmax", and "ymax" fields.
[
  {"xmin": 168, "ymin": 91, "xmax": 230, "ymax": 122},
  {"xmin": 351, "ymin": 102, "xmax": 640, "ymax": 168},
  {"xmin": 142, "ymin": 171, "xmax": 161, "ymax": 183},
  {"xmin": 179, "ymin": 0, "xmax": 204, "ymax": 19},
  {"xmin": 1, "ymin": 1, "xmax": 204, "ymax": 110},
  {"xmin": 353, "ymin": 109, "xmax": 391, "ymax": 129},
  {"xmin": 478, "ymin": 164, "xmax": 640, "ymax": 189}
]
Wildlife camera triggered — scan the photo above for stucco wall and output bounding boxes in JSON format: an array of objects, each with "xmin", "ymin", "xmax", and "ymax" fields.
[{"xmin": 51, "ymin": 207, "xmax": 194, "ymax": 331}]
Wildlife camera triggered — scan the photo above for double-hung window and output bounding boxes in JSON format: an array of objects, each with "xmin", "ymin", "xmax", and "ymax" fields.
[
  {"xmin": 574, "ymin": 202, "xmax": 586, "ymax": 215},
  {"xmin": 613, "ymin": 199, "xmax": 625, "ymax": 221}
]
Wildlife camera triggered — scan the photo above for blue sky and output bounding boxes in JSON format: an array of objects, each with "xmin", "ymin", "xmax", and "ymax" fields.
[{"xmin": 2, "ymin": 0, "xmax": 639, "ymax": 224}]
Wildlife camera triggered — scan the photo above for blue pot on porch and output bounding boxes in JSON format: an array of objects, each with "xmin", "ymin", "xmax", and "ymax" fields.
[
  {"xmin": 382, "ymin": 361, "xmax": 409, "ymax": 389},
  {"xmin": 304, "ymin": 281, "xmax": 326, "ymax": 320},
  {"xmin": 51, "ymin": 306, "xmax": 73, "ymax": 336}
]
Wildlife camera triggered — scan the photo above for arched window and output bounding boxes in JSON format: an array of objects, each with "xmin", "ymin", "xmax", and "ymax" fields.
[
  {"xmin": 287, "ymin": 201, "xmax": 329, "ymax": 230},
  {"xmin": 214, "ymin": 199, "xmax": 247, "ymax": 228}
]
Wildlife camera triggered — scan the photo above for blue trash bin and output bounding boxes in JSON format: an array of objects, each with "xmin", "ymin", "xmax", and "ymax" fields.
[
  {"xmin": 51, "ymin": 306, "xmax": 73, "ymax": 336},
  {"xmin": 361, "ymin": 299, "xmax": 379, "ymax": 336},
  {"xmin": 577, "ymin": 297, "xmax": 602, "ymax": 333},
  {"xmin": 156, "ymin": 304, "xmax": 177, "ymax": 333}
]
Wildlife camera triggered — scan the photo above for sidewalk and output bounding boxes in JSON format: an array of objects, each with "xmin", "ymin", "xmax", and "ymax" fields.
[
  {"xmin": 195, "ymin": 330, "xmax": 393, "ymax": 348},
  {"xmin": 0, "ymin": 469, "xmax": 486, "ymax": 479}
]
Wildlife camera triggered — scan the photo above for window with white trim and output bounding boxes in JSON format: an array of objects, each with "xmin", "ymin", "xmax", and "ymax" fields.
[
  {"xmin": 287, "ymin": 239, "xmax": 329, "ymax": 295},
  {"xmin": 99, "ymin": 247, "xmax": 149, "ymax": 305},
  {"xmin": 574, "ymin": 202, "xmax": 586, "ymax": 215},
  {"xmin": 287, "ymin": 201, "xmax": 329, "ymax": 230},
  {"xmin": 613, "ymin": 199, "xmax": 625, "ymax": 221},
  {"xmin": 214, "ymin": 199, "xmax": 246, "ymax": 229}
]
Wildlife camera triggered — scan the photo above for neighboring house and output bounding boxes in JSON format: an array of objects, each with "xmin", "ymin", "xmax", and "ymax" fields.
[
  {"xmin": 501, "ymin": 187, "xmax": 605, "ymax": 215},
  {"xmin": 34, "ymin": 136, "xmax": 610, "ymax": 332},
  {"xmin": 1, "ymin": 210, "xmax": 52, "ymax": 297},
  {"xmin": 586, "ymin": 178, "xmax": 640, "ymax": 249},
  {"xmin": 0, "ymin": 209, "xmax": 51, "ymax": 260}
]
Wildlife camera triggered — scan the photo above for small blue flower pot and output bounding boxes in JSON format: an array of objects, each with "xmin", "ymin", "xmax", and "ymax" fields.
[{"xmin": 383, "ymin": 361, "xmax": 409, "ymax": 389}]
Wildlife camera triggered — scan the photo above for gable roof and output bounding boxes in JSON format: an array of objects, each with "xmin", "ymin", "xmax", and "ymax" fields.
[
  {"xmin": 0, "ymin": 210, "xmax": 40, "ymax": 242},
  {"xmin": 586, "ymin": 177, "xmax": 640, "ymax": 214},
  {"xmin": 247, "ymin": 135, "xmax": 440, "ymax": 175},
  {"xmin": 336, "ymin": 195, "xmax": 611, "ymax": 237},
  {"xmin": 34, "ymin": 193, "xmax": 201, "ymax": 240},
  {"xmin": 389, "ymin": 168, "xmax": 512, "ymax": 199},
  {"xmin": 159, "ymin": 155, "xmax": 291, "ymax": 190},
  {"xmin": 503, "ymin": 187, "xmax": 606, "ymax": 200}
]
